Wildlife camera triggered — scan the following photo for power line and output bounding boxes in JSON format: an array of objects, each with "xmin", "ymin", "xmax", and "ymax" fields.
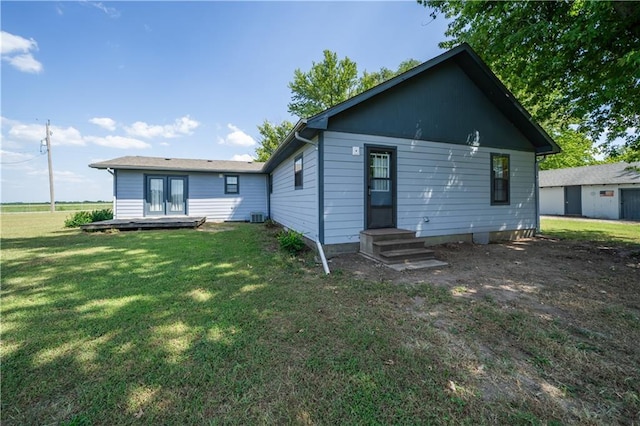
[{"xmin": 0, "ymin": 152, "xmax": 46, "ymax": 165}]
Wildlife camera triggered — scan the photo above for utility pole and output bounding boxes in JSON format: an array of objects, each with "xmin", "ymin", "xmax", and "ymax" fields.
[{"xmin": 45, "ymin": 120, "xmax": 55, "ymax": 212}]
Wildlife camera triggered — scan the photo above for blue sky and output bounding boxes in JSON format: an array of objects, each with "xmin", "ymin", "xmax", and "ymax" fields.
[{"xmin": 1, "ymin": 1, "xmax": 449, "ymax": 202}]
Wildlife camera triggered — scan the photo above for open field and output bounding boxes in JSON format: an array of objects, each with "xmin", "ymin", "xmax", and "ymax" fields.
[
  {"xmin": 0, "ymin": 202, "xmax": 111, "ymax": 214},
  {"xmin": 2, "ymin": 213, "xmax": 639, "ymax": 425}
]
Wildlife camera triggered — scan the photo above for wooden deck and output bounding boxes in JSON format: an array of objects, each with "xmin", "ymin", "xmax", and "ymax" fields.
[{"xmin": 81, "ymin": 216, "xmax": 206, "ymax": 232}]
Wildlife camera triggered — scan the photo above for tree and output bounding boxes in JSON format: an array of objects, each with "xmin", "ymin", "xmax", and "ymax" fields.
[
  {"xmin": 420, "ymin": 0, "xmax": 640, "ymax": 156},
  {"xmin": 357, "ymin": 59, "xmax": 422, "ymax": 92},
  {"xmin": 257, "ymin": 53, "xmax": 421, "ymax": 162},
  {"xmin": 287, "ymin": 50, "xmax": 359, "ymax": 118},
  {"xmin": 288, "ymin": 51, "xmax": 422, "ymax": 117},
  {"xmin": 538, "ymin": 128, "xmax": 598, "ymax": 170},
  {"xmin": 604, "ymin": 145, "xmax": 640, "ymax": 163},
  {"xmin": 254, "ymin": 120, "xmax": 294, "ymax": 162}
]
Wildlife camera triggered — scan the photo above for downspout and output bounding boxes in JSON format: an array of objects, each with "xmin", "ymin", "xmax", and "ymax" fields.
[
  {"xmin": 266, "ymin": 174, "xmax": 271, "ymax": 220},
  {"xmin": 316, "ymin": 237, "xmax": 330, "ymax": 275},
  {"xmin": 295, "ymin": 126, "xmax": 328, "ymax": 273}
]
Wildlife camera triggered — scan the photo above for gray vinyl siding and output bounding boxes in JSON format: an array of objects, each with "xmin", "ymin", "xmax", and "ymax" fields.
[
  {"xmin": 113, "ymin": 169, "xmax": 266, "ymax": 221},
  {"xmin": 188, "ymin": 173, "xmax": 267, "ymax": 221},
  {"xmin": 323, "ymin": 132, "xmax": 537, "ymax": 244},
  {"xmin": 114, "ymin": 170, "xmax": 144, "ymax": 219},
  {"xmin": 270, "ymin": 144, "xmax": 318, "ymax": 239}
]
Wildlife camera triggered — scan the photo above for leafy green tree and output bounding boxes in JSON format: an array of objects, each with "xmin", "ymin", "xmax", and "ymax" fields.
[
  {"xmin": 604, "ymin": 145, "xmax": 640, "ymax": 163},
  {"xmin": 288, "ymin": 51, "xmax": 422, "ymax": 117},
  {"xmin": 538, "ymin": 127, "xmax": 598, "ymax": 170},
  {"xmin": 420, "ymin": 0, "xmax": 640, "ymax": 155},
  {"xmin": 254, "ymin": 120, "xmax": 294, "ymax": 162},
  {"xmin": 287, "ymin": 50, "xmax": 359, "ymax": 118},
  {"xmin": 357, "ymin": 59, "xmax": 422, "ymax": 92}
]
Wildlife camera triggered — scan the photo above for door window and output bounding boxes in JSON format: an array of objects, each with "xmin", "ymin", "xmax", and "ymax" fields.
[{"xmin": 146, "ymin": 175, "xmax": 187, "ymax": 215}]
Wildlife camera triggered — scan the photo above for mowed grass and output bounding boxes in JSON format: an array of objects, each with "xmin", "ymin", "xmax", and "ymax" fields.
[
  {"xmin": 2, "ymin": 213, "xmax": 639, "ymax": 425},
  {"xmin": 541, "ymin": 216, "xmax": 640, "ymax": 246},
  {"xmin": 2, "ymin": 213, "xmax": 466, "ymax": 425}
]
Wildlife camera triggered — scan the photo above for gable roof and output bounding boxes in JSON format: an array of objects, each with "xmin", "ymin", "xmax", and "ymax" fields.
[
  {"xmin": 539, "ymin": 162, "xmax": 640, "ymax": 187},
  {"xmin": 265, "ymin": 43, "xmax": 560, "ymax": 172},
  {"xmin": 89, "ymin": 156, "xmax": 264, "ymax": 173}
]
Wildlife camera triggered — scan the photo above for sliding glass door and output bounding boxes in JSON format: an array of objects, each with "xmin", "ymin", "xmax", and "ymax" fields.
[{"xmin": 145, "ymin": 175, "xmax": 187, "ymax": 216}]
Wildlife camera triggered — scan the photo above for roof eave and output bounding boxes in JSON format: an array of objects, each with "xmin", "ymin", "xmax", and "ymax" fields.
[
  {"xmin": 89, "ymin": 164, "xmax": 264, "ymax": 174},
  {"xmin": 263, "ymin": 119, "xmax": 315, "ymax": 173}
]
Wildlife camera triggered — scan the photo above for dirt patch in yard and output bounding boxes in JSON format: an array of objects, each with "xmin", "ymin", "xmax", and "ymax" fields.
[
  {"xmin": 330, "ymin": 236, "xmax": 639, "ymax": 317},
  {"xmin": 329, "ymin": 237, "xmax": 640, "ymax": 424}
]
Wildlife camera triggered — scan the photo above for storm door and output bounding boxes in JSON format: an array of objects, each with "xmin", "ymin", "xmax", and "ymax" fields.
[
  {"xmin": 366, "ymin": 146, "xmax": 396, "ymax": 229},
  {"xmin": 145, "ymin": 175, "xmax": 187, "ymax": 216}
]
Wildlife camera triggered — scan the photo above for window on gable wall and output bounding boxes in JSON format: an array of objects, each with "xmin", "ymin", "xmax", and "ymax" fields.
[
  {"xmin": 491, "ymin": 153, "xmax": 510, "ymax": 205},
  {"xmin": 225, "ymin": 175, "xmax": 239, "ymax": 194},
  {"xmin": 294, "ymin": 154, "xmax": 303, "ymax": 190}
]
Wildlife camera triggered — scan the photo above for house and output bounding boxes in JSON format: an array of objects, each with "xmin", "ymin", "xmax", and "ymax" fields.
[
  {"xmin": 90, "ymin": 43, "xmax": 560, "ymax": 256},
  {"xmin": 539, "ymin": 162, "xmax": 640, "ymax": 220},
  {"xmin": 88, "ymin": 156, "xmax": 267, "ymax": 222}
]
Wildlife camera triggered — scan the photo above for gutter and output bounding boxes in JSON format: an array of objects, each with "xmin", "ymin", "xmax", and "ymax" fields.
[{"xmin": 295, "ymin": 131, "xmax": 316, "ymax": 147}]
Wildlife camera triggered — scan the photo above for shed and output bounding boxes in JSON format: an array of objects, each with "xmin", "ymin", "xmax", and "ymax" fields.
[{"xmin": 539, "ymin": 162, "xmax": 640, "ymax": 220}]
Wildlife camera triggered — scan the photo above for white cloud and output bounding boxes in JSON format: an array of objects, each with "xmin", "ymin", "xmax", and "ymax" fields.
[
  {"xmin": 48, "ymin": 126, "xmax": 86, "ymax": 146},
  {"xmin": 0, "ymin": 31, "xmax": 37, "ymax": 55},
  {"xmin": 84, "ymin": 1, "xmax": 121, "ymax": 18},
  {"xmin": 89, "ymin": 117, "xmax": 117, "ymax": 131},
  {"xmin": 125, "ymin": 121, "xmax": 164, "ymax": 138},
  {"xmin": 0, "ymin": 150, "xmax": 36, "ymax": 164},
  {"xmin": 218, "ymin": 124, "xmax": 256, "ymax": 147},
  {"xmin": 0, "ymin": 31, "xmax": 43, "ymax": 73},
  {"xmin": 230, "ymin": 154, "xmax": 255, "ymax": 162},
  {"xmin": 2, "ymin": 118, "xmax": 85, "ymax": 146},
  {"xmin": 28, "ymin": 169, "xmax": 85, "ymax": 183},
  {"xmin": 2, "ymin": 116, "xmax": 152, "ymax": 151},
  {"xmin": 124, "ymin": 115, "xmax": 200, "ymax": 139},
  {"xmin": 5, "ymin": 53, "xmax": 43, "ymax": 74},
  {"xmin": 86, "ymin": 135, "xmax": 151, "ymax": 149}
]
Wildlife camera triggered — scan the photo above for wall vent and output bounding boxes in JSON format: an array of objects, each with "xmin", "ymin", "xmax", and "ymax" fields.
[{"xmin": 250, "ymin": 212, "xmax": 265, "ymax": 223}]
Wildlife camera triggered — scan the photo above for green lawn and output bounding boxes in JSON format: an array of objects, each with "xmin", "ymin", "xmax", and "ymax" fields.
[
  {"xmin": 541, "ymin": 216, "xmax": 640, "ymax": 245},
  {"xmin": 2, "ymin": 213, "xmax": 458, "ymax": 425},
  {"xmin": 2, "ymin": 213, "xmax": 638, "ymax": 425}
]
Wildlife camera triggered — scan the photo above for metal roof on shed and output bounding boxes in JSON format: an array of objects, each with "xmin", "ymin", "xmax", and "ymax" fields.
[
  {"xmin": 539, "ymin": 162, "xmax": 640, "ymax": 187},
  {"xmin": 89, "ymin": 156, "xmax": 265, "ymax": 173}
]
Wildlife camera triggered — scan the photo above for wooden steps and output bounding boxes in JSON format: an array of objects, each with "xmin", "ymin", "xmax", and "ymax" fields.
[{"xmin": 360, "ymin": 228, "xmax": 437, "ymax": 264}]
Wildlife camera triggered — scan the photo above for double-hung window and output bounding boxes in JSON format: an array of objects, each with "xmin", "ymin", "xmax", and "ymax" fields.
[
  {"xmin": 490, "ymin": 153, "xmax": 510, "ymax": 205},
  {"xmin": 225, "ymin": 175, "xmax": 239, "ymax": 194}
]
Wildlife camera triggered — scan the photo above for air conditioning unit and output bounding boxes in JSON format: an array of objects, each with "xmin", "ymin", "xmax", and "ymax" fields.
[{"xmin": 250, "ymin": 212, "xmax": 265, "ymax": 223}]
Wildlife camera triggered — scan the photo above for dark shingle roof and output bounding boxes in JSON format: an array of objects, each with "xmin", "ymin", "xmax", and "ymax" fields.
[
  {"xmin": 89, "ymin": 156, "xmax": 264, "ymax": 173},
  {"xmin": 539, "ymin": 162, "xmax": 640, "ymax": 187}
]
